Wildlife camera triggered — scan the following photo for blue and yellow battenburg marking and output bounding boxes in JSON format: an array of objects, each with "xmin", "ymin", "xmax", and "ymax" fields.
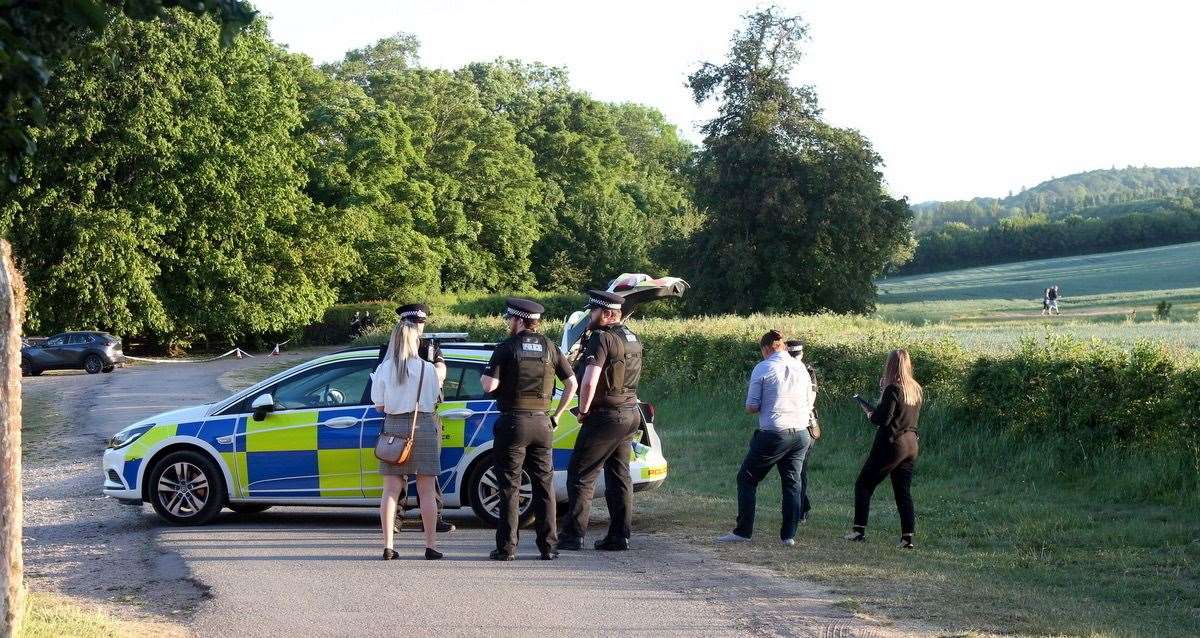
[{"xmin": 118, "ymin": 349, "xmax": 657, "ymax": 501}]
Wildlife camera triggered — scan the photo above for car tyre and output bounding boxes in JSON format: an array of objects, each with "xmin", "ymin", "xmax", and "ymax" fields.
[
  {"xmin": 467, "ymin": 452, "xmax": 536, "ymax": 529},
  {"xmin": 20, "ymin": 360, "xmax": 30, "ymax": 377},
  {"xmin": 83, "ymin": 354, "xmax": 104, "ymax": 374},
  {"xmin": 227, "ymin": 503, "xmax": 272, "ymax": 515},
  {"xmin": 148, "ymin": 450, "xmax": 225, "ymax": 525}
]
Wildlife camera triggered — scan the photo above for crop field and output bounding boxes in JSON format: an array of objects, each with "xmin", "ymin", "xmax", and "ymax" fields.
[{"xmin": 875, "ymin": 242, "xmax": 1200, "ymax": 349}]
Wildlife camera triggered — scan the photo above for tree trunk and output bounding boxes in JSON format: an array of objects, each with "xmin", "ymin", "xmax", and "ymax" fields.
[{"xmin": 0, "ymin": 240, "xmax": 25, "ymax": 638}]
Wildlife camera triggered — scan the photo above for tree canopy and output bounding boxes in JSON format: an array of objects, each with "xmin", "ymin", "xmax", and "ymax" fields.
[{"xmin": 683, "ymin": 8, "xmax": 913, "ymax": 314}]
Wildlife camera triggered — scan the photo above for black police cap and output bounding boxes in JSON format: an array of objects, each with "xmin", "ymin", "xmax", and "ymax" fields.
[
  {"xmin": 786, "ymin": 339, "xmax": 804, "ymax": 356},
  {"xmin": 504, "ymin": 298, "xmax": 544, "ymax": 320},
  {"xmin": 585, "ymin": 289, "xmax": 624, "ymax": 310},
  {"xmin": 396, "ymin": 303, "xmax": 430, "ymax": 323}
]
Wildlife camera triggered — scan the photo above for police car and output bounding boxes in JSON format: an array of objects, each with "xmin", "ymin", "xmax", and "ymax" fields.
[{"xmin": 102, "ymin": 274, "xmax": 686, "ymax": 527}]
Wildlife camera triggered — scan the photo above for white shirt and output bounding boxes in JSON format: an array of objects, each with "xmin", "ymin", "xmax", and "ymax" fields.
[
  {"xmin": 370, "ymin": 356, "xmax": 440, "ymax": 414},
  {"xmin": 745, "ymin": 351, "xmax": 814, "ymax": 431}
]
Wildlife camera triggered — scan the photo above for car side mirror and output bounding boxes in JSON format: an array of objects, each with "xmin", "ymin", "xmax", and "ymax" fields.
[{"xmin": 251, "ymin": 393, "xmax": 276, "ymax": 421}]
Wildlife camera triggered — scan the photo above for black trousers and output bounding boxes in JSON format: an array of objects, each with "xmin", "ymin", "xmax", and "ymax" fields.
[
  {"xmin": 492, "ymin": 411, "xmax": 557, "ymax": 554},
  {"xmin": 853, "ymin": 430, "xmax": 918, "ymax": 535},
  {"xmin": 562, "ymin": 405, "xmax": 641, "ymax": 542}
]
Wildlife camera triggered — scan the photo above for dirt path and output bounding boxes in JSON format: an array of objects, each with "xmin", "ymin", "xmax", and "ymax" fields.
[{"xmin": 21, "ymin": 355, "xmax": 931, "ymax": 637}]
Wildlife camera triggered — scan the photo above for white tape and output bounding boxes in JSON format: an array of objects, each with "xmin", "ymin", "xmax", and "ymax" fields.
[{"xmin": 123, "ymin": 347, "xmax": 254, "ymax": 364}]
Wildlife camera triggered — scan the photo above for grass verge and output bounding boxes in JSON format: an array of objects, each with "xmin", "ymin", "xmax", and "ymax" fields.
[
  {"xmin": 635, "ymin": 383, "xmax": 1200, "ymax": 637},
  {"xmin": 21, "ymin": 592, "xmax": 185, "ymax": 638}
]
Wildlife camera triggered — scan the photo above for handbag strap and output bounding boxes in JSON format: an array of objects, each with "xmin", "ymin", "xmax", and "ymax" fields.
[{"xmin": 409, "ymin": 358, "xmax": 426, "ymax": 435}]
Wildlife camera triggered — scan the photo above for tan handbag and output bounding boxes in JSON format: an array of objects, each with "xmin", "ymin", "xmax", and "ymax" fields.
[
  {"xmin": 374, "ymin": 360, "xmax": 426, "ymax": 465},
  {"xmin": 807, "ymin": 414, "xmax": 821, "ymax": 441}
]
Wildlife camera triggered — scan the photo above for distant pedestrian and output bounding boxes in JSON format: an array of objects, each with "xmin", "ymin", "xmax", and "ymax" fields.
[
  {"xmin": 1041, "ymin": 289, "xmax": 1051, "ymax": 315},
  {"xmin": 1047, "ymin": 285, "xmax": 1061, "ymax": 315},
  {"xmin": 718, "ymin": 330, "xmax": 814, "ymax": 547},
  {"xmin": 373, "ymin": 320, "xmax": 446, "ymax": 560},
  {"xmin": 844, "ymin": 349, "xmax": 923, "ymax": 549}
]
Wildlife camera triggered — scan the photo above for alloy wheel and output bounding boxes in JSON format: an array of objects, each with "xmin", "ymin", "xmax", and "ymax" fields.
[
  {"xmin": 156, "ymin": 461, "xmax": 210, "ymax": 518},
  {"xmin": 475, "ymin": 466, "xmax": 533, "ymax": 519}
]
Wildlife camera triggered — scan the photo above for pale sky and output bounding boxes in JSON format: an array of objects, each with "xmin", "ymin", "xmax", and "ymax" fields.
[{"xmin": 252, "ymin": 0, "xmax": 1200, "ymax": 203}]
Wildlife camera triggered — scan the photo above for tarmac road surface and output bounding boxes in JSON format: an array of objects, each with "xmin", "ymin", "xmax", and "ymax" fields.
[{"xmin": 22, "ymin": 351, "xmax": 925, "ymax": 637}]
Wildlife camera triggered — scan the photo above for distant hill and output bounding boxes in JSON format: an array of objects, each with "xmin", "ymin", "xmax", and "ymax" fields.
[{"xmin": 913, "ymin": 166, "xmax": 1200, "ymax": 233}]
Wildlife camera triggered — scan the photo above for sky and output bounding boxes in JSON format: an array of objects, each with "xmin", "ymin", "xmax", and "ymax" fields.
[{"xmin": 252, "ymin": 0, "xmax": 1200, "ymax": 203}]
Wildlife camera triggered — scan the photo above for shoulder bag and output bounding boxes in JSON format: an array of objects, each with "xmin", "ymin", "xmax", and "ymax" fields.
[{"xmin": 374, "ymin": 359, "xmax": 426, "ymax": 465}]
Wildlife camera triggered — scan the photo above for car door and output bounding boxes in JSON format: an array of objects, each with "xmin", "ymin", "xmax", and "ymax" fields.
[
  {"xmin": 234, "ymin": 358, "xmax": 374, "ymax": 499},
  {"xmin": 33, "ymin": 334, "xmax": 68, "ymax": 368},
  {"xmin": 64, "ymin": 333, "xmax": 91, "ymax": 365},
  {"xmin": 360, "ymin": 359, "xmax": 496, "ymax": 502}
]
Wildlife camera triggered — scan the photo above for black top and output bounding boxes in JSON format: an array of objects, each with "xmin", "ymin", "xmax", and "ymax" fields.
[
  {"xmin": 869, "ymin": 383, "xmax": 921, "ymax": 441},
  {"xmin": 1047, "ymin": 288, "xmax": 1058, "ymax": 300},
  {"xmin": 582, "ymin": 326, "xmax": 636, "ymax": 408},
  {"xmin": 483, "ymin": 330, "xmax": 573, "ymax": 411}
]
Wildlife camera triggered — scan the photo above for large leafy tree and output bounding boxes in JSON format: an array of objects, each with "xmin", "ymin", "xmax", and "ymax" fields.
[
  {"xmin": 326, "ymin": 38, "xmax": 541, "ymax": 293},
  {"xmin": 685, "ymin": 8, "xmax": 913, "ymax": 314},
  {"xmin": 1, "ymin": 12, "xmax": 346, "ymax": 343},
  {"xmin": 1, "ymin": 0, "xmax": 256, "ymax": 184}
]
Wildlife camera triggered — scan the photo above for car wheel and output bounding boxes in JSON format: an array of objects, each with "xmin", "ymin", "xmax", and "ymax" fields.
[
  {"xmin": 83, "ymin": 354, "xmax": 104, "ymax": 374},
  {"xmin": 20, "ymin": 361, "xmax": 30, "ymax": 377},
  {"xmin": 27, "ymin": 366, "xmax": 42, "ymax": 377},
  {"xmin": 148, "ymin": 451, "xmax": 225, "ymax": 525},
  {"xmin": 227, "ymin": 503, "xmax": 272, "ymax": 515},
  {"xmin": 467, "ymin": 452, "xmax": 535, "ymax": 529}
]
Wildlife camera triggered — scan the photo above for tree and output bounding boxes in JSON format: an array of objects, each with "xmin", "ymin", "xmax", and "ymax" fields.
[
  {"xmin": 1, "ymin": 0, "xmax": 256, "ymax": 184},
  {"xmin": 684, "ymin": 7, "xmax": 913, "ymax": 314},
  {"xmin": 2, "ymin": 12, "xmax": 346, "ymax": 344},
  {"xmin": 0, "ymin": 241, "xmax": 23, "ymax": 638}
]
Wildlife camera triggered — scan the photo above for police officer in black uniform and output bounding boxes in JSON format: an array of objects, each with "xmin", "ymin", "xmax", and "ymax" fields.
[
  {"xmin": 388, "ymin": 303, "xmax": 455, "ymax": 534},
  {"xmin": 480, "ymin": 299, "xmax": 577, "ymax": 561},
  {"xmin": 559, "ymin": 290, "xmax": 643, "ymax": 551}
]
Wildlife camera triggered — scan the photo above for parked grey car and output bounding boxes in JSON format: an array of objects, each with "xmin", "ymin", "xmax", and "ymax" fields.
[{"xmin": 21, "ymin": 331, "xmax": 124, "ymax": 375}]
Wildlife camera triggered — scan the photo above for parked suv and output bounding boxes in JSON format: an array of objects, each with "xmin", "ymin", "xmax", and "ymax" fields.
[{"xmin": 21, "ymin": 331, "xmax": 124, "ymax": 375}]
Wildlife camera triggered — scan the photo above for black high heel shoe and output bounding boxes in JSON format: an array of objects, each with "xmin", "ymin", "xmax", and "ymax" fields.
[
  {"xmin": 842, "ymin": 526, "xmax": 866, "ymax": 542},
  {"xmin": 424, "ymin": 547, "xmax": 444, "ymax": 560},
  {"xmin": 382, "ymin": 548, "xmax": 399, "ymax": 560}
]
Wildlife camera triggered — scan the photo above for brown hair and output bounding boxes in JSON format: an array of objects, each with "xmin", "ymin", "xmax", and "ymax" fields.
[
  {"xmin": 759, "ymin": 329, "xmax": 784, "ymax": 349},
  {"xmin": 520, "ymin": 317, "xmax": 540, "ymax": 331},
  {"xmin": 883, "ymin": 349, "xmax": 923, "ymax": 407}
]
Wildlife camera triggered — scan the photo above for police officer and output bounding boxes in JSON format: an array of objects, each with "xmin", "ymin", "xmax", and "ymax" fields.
[
  {"xmin": 480, "ymin": 299, "xmax": 577, "ymax": 561},
  {"xmin": 787, "ymin": 339, "xmax": 819, "ymax": 523},
  {"xmin": 559, "ymin": 290, "xmax": 643, "ymax": 551},
  {"xmin": 388, "ymin": 303, "xmax": 456, "ymax": 534}
]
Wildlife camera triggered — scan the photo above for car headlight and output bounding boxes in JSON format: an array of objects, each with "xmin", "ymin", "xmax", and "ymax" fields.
[{"xmin": 107, "ymin": 424, "xmax": 154, "ymax": 449}]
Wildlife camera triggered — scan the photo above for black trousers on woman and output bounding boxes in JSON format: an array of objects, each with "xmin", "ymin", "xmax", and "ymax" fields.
[{"xmin": 853, "ymin": 430, "xmax": 918, "ymax": 535}]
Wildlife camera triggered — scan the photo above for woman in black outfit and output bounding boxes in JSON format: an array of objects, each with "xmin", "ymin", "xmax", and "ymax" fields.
[{"xmin": 845, "ymin": 349, "xmax": 923, "ymax": 549}]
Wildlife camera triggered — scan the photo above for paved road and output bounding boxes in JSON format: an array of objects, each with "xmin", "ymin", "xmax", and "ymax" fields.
[{"xmin": 22, "ymin": 354, "xmax": 922, "ymax": 637}]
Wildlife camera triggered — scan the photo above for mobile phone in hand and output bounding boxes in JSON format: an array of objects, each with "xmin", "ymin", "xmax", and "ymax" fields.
[
  {"xmin": 853, "ymin": 394, "xmax": 875, "ymax": 411},
  {"xmin": 569, "ymin": 406, "xmax": 580, "ymax": 417}
]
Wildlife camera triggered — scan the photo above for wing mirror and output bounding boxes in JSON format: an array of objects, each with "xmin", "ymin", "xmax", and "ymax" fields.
[{"xmin": 251, "ymin": 393, "xmax": 276, "ymax": 421}]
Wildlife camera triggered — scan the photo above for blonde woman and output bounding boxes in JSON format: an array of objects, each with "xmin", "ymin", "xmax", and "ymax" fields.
[
  {"xmin": 846, "ymin": 349, "xmax": 923, "ymax": 549},
  {"xmin": 372, "ymin": 320, "xmax": 445, "ymax": 560}
]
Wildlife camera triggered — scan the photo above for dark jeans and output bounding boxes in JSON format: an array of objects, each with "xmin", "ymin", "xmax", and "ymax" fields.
[
  {"xmin": 734, "ymin": 428, "xmax": 812, "ymax": 540},
  {"xmin": 853, "ymin": 430, "xmax": 918, "ymax": 535},
  {"xmin": 492, "ymin": 411, "xmax": 557, "ymax": 554},
  {"xmin": 562, "ymin": 405, "xmax": 641, "ymax": 542},
  {"xmin": 799, "ymin": 441, "xmax": 813, "ymax": 519}
]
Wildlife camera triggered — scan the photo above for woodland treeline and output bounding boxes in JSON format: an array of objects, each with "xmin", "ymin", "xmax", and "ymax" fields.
[{"xmin": 1, "ymin": 6, "xmax": 913, "ymax": 343}]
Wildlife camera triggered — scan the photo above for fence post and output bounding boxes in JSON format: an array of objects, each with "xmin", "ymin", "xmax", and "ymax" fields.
[{"xmin": 0, "ymin": 240, "xmax": 25, "ymax": 638}]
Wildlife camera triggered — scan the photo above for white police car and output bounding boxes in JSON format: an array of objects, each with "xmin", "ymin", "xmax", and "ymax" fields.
[{"xmin": 102, "ymin": 275, "xmax": 686, "ymax": 526}]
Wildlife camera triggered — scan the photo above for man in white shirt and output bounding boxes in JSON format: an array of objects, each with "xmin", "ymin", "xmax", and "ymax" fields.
[{"xmin": 718, "ymin": 330, "xmax": 814, "ymax": 546}]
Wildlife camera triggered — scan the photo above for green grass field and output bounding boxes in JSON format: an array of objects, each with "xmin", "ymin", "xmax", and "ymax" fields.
[
  {"xmin": 875, "ymin": 241, "xmax": 1200, "ymax": 351},
  {"xmin": 638, "ymin": 387, "xmax": 1200, "ymax": 638}
]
